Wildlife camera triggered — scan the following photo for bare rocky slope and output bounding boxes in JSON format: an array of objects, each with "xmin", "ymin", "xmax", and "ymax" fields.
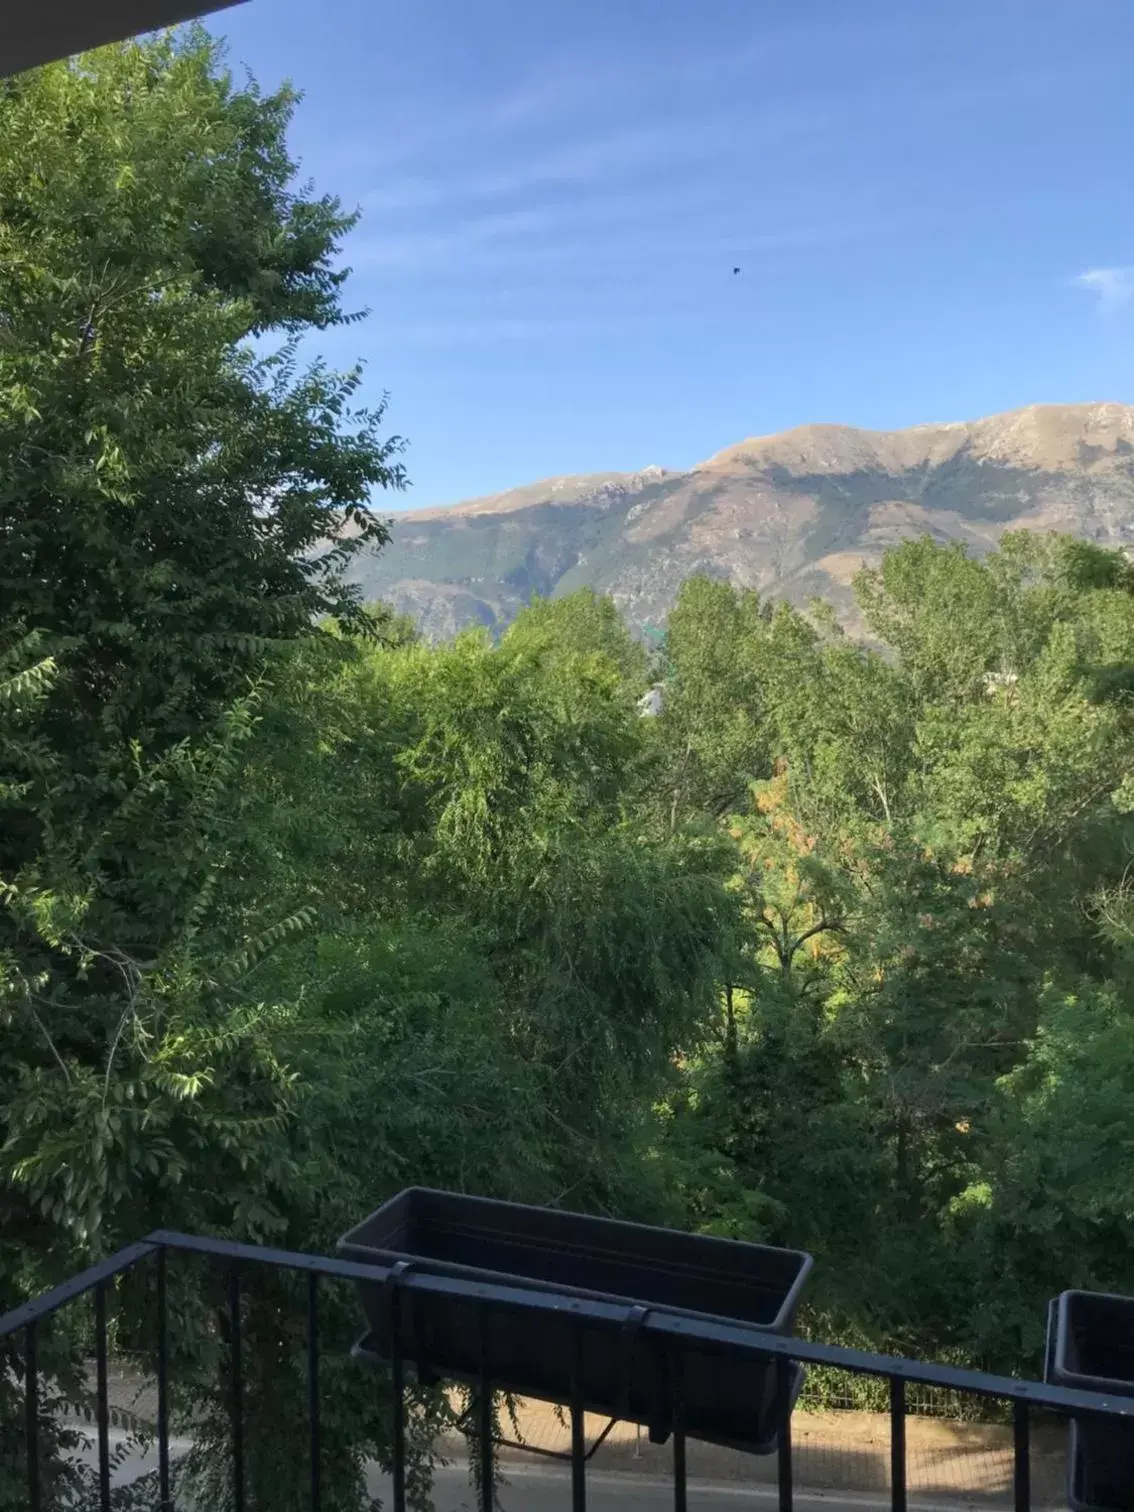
[{"xmin": 345, "ymin": 403, "xmax": 1134, "ymax": 639}]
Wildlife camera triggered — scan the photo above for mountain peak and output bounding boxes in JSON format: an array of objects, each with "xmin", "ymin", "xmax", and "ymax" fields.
[
  {"xmin": 350, "ymin": 402, "xmax": 1134, "ymax": 641},
  {"xmin": 700, "ymin": 403, "xmax": 1134, "ymax": 479},
  {"xmin": 968, "ymin": 402, "xmax": 1134, "ymax": 470}
]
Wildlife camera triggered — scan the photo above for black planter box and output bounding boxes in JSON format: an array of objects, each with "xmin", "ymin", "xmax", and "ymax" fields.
[
  {"xmin": 1047, "ymin": 1290, "xmax": 1134, "ymax": 1512},
  {"xmin": 339, "ymin": 1188, "xmax": 812, "ymax": 1454}
]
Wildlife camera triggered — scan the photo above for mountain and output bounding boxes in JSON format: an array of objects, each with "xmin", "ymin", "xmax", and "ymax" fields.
[{"xmin": 345, "ymin": 403, "xmax": 1134, "ymax": 639}]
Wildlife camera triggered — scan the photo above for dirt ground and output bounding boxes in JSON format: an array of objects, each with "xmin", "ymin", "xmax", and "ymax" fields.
[
  {"xmin": 440, "ymin": 1396, "xmax": 1069, "ymax": 1507},
  {"xmin": 85, "ymin": 1369, "xmax": 1070, "ymax": 1506}
]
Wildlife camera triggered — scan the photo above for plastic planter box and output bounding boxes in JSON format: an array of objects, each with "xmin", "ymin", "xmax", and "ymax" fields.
[
  {"xmin": 339, "ymin": 1187, "xmax": 813, "ymax": 1454},
  {"xmin": 1046, "ymin": 1290, "xmax": 1134, "ymax": 1512}
]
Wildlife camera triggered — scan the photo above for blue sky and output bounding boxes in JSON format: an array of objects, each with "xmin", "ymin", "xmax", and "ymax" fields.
[{"xmin": 212, "ymin": 0, "xmax": 1134, "ymax": 509}]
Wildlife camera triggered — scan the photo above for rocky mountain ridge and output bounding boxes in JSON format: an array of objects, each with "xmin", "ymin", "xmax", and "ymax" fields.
[{"xmin": 346, "ymin": 403, "xmax": 1134, "ymax": 639}]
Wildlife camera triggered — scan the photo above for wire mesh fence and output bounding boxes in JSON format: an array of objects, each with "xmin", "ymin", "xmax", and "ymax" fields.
[{"xmin": 799, "ymin": 1363, "xmax": 1010, "ymax": 1420}]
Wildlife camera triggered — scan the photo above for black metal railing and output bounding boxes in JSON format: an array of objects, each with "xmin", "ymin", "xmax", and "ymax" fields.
[{"xmin": 4, "ymin": 1228, "xmax": 1134, "ymax": 1511}]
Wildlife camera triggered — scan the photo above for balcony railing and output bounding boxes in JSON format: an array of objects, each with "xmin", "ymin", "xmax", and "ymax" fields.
[{"xmin": 3, "ymin": 1227, "xmax": 1134, "ymax": 1511}]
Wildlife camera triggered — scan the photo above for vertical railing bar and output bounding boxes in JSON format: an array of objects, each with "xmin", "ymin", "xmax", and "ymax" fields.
[
  {"xmin": 1013, "ymin": 1399, "xmax": 1031, "ymax": 1512},
  {"xmin": 307, "ymin": 1269, "xmax": 321, "ymax": 1512},
  {"xmin": 229, "ymin": 1259, "xmax": 245, "ymax": 1512},
  {"xmin": 387, "ymin": 1270, "xmax": 406, "ymax": 1512},
  {"xmin": 776, "ymin": 1354, "xmax": 793, "ymax": 1512},
  {"xmin": 671, "ymin": 1343, "xmax": 687, "ymax": 1512},
  {"xmin": 478, "ymin": 1303, "xmax": 494, "ymax": 1512},
  {"xmin": 571, "ymin": 1326, "xmax": 586, "ymax": 1512},
  {"xmin": 25, "ymin": 1320, "xmax": 40, "ymax": 1512},
  {"xmin": 95, "ymin": 1281, "xmax": 111, "ymax": 1512},
  {"xmin": 156, "ymin": 1246, "xmax": 171, "ymax": 1512},
  {"xmin": 890, "ymin": 1375, "xmax": 907, "ymax": 1512}
]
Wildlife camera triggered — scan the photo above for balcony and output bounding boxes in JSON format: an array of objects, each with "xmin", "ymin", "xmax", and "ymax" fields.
[{"xmin": 3, "ymin": 1224, "xmax": 1134, "ymax": 1511}]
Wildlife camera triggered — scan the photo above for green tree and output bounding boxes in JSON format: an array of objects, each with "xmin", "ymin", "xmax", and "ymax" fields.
[
  {"xmin": 663, "ymin": 532, "xmax": 1134, "ymax": 1369},
  {"xmin": 951, "ymin": 979, "xmax": 1134, "ymax": 1367},
  {"xmin": 503, "ymin": 588, "xmax": 649, "ymax": 691},
  {"xmin": 659, "ymin": 577, "xmax": 779, "ymax": 822},
  {"xmin": 0, "ymin": 30, "xmax": 403, "ymax": 881},
  {"xmin": 0, "ymin": 20, "xmax": 404, "ymax": 1216},
  {"xmin": 1, "ymin": 588, "xmax": 735, "ymax": 1507},
  {"xmin": 0, "ymin": 32, "xmax": 407, "ymax": 1509}
]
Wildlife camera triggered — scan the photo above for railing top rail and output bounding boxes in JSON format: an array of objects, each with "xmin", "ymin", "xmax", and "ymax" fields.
[
  {"xmin": 5, "ymin": 1227, "xmax": 1133, "ymax": 1422},
  {"xmin": 0, "ymin": 1241, "xmax": 157, "ymax": 1339}
]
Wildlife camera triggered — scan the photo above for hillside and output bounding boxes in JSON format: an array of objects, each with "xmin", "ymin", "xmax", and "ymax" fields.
[{"xmin": 346, "ymin": 403, "xmax": 1134, "ymax": 638}]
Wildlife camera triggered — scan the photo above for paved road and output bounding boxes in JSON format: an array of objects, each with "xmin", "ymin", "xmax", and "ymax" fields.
[
  {"xmin": 371, "ymin": 1460, "xmax": 913, "ymax": 1512},
  {"xmin": 68, "ymin": 1425, "xmax": 1013, "ymax": 1512}
]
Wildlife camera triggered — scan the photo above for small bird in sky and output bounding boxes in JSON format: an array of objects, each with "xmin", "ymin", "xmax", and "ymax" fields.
[{"xmin": 733, "ymin": 266, "xmax": 741, "ymax": 274}]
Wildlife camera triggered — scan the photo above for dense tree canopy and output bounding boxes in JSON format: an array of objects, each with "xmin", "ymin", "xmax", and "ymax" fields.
[{"xmin": 658, "ymin": 532, "xmax": 1134, "ymax": 1368}]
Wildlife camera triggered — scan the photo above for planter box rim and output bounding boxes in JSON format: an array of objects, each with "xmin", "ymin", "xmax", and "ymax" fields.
[
  {"xmin": 1052, "ymin": 1289, "xmax": 1134, "ymax": 1398},
  {"xmin": 339, "ymin": 1186, "xmax": 813, "ymax": 1335}
]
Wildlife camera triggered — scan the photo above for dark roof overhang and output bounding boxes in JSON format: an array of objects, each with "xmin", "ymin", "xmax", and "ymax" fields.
[{"xmin": 3, "ymin": 0, "xmax": 247, "ymax": 77}]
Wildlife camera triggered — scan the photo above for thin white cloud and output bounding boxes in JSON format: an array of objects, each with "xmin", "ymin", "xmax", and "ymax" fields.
[
  {"xmin": 374, "ymin": 314, "xmax": 621, "ymax": 347},
  {"xmin": 349, "ymin": 13, "xmax": 1075, "ymax": 191},
  {"xmin": 350, "ymin": 206, "xmax": 564, "ymax": 272},
  {"xmin": 360, "ymin": 126, "xmax": 679, "ymax": 214},
  {"xmin": 353, "ymin": 19, "xmax": 844, "ymax": 184},
  {"xmin": 360, "ymin": 104, "xmax": 822, "ymax": 219},
  {"xmin": 351, "ymin": 203, "xmax": 900, "ymax": 281},
  {"xmin": 1076, "ymin": 266, "xmax": 1134, "ymax": 312}
]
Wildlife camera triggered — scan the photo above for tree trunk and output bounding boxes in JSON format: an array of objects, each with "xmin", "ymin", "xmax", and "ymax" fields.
[{"xmin": 724, "ymin": 983, "xmax": 738, "ymax": 1059}]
